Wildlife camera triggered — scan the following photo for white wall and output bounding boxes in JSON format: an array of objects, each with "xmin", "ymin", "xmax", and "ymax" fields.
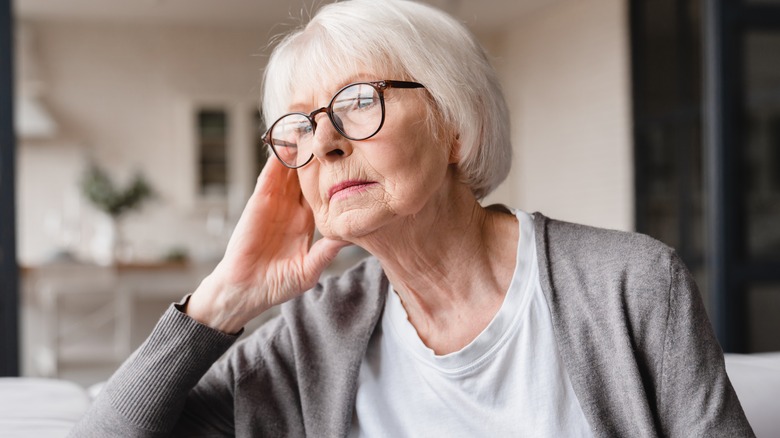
[
  {"xmin": 17, "ymin": 0, "xmax": 635, "ymax": 265},
  {"xmin": 485, "ymin": 0, "xmax": 634, "ymax": 231},
  {"xmin": 17, "ymin": 21, "xmax": 269, "ymax": 264}
]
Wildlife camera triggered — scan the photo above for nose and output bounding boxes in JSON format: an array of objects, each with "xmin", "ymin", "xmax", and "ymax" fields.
[{"xmin": 310, "ymin": 112, "xmax": 353, "ymax": 163}]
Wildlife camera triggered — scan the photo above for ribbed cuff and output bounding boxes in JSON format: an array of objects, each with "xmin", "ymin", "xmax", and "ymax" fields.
[{"xmin": 106, "ymin": 300, "xmax": 240, "ymax": 433}]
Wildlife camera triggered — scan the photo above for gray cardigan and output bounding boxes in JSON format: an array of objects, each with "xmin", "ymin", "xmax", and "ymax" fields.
[{"xmin": 69, "ymin": 213, "xmax": 754, "ymax": 437}]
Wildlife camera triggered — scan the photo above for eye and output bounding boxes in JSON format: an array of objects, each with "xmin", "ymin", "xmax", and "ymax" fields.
[
  {"xmin": 295, "ymin": 122, "xmax": 314, "ymax": 137},
  {"xmin": 271, "ymin": 113, "xmax": 313, "ymax": 147},
  {"xmin": 333, "ymin": 83, "xmax": 379, "ymax": 113},
  {"xmin": 355, "ymin": 95, "xmax": 377, "ymax": 110}
]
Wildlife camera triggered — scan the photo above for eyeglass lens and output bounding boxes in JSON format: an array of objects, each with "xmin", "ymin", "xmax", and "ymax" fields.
[{"xmin": 269, "ymin": 83, "xmax": 383, "ymax": 168}]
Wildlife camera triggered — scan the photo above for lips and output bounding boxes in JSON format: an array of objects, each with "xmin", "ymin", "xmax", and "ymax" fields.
[{"xmin": 327, "ymin": 180, "xmax": 376, "ymax": 200}]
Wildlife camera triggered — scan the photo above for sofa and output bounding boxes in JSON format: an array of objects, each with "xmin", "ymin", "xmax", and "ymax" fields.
[
  {"xmin": 1, "ymin": 353, "xmax": 778, "ymax": 437},
  {"xmin": 723, "ymin": 352, "xmax": 780, "ymax": 438}
]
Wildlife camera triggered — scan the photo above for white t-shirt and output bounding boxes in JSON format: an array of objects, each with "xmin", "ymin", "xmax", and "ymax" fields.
[{"xmin": 349, "ymin": 210, "xmax": 592, "ymax": 437}]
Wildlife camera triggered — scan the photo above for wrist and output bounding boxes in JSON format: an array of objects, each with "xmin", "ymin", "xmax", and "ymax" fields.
[{"xmin": 186, "ymin": 274, "xmax": 257, "ymax": 335}]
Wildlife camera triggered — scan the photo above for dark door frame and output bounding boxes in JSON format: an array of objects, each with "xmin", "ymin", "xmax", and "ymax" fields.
[
  {"xmin": 704, "ymin": 0, "xmax": 780, "ymax": 352},
  {"xmin": 0, "ymin": 0, "xmax": 20, "ymax": 376}
]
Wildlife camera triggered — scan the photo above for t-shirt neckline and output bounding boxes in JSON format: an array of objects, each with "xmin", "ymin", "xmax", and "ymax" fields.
[{"xmin": 384, "ymin": 209, "xmax": 537, "ymax": 376}]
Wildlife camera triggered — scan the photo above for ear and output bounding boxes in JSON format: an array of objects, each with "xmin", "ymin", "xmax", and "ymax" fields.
[{"xmin": 448, "ymin": 133, "xmax": 461, "ymax": 164}]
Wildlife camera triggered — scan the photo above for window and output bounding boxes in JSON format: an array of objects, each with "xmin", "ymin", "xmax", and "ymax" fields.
[
  {"xmin": 197, "ymin": 109, "xmax": 229, "ymax": 197},
  {"xmin": 632, "ymin": 0, "xmax": 780, "ymax": 352},
  {"xmin": 186, "ymin": 101, "xmax": 268, "ymax": 216}
]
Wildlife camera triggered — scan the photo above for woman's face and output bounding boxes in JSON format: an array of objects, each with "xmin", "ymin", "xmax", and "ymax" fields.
[{"xmin": 290, "ymin": 74, "xmax": 454, "ymax": 241}]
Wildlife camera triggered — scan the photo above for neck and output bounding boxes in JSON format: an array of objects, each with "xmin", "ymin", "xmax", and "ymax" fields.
[{"xmin": 351, "ymin": 177, "xmax": 519, "ymax": 354}]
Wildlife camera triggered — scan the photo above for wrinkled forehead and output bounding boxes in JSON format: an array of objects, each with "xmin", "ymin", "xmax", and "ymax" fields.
[{"xmin": 262, "ymin": 24, "xmax": 406, "ymax": 122}]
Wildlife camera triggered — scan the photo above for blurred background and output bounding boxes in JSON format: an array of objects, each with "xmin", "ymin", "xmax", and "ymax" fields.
[{"xmin": 1, "ymin": 0, "xmax": 779, "ymax": 387}]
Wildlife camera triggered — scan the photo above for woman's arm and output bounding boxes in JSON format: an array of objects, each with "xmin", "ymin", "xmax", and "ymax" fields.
[
  {"xmin": 68, "ymin": 300, "xmax": 239, "ymax": 437},
  {"xmin": 658, "ymin": 252, "xmax": 755, "ymax": 437},
  {"xmin": 69, "ymin": 158, "xmax": 349, "ymax": 436},
  {"xmin": 185, "ymin": 157, "xmax": 349, "ymax": 333}
]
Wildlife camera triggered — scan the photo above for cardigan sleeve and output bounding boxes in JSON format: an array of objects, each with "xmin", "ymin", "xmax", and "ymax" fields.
[
  {"xmin": 67, "ymin": 301, "xmax": 241, "ymax": 438},
  {"xmin": 658, "ymin": 251, "xmax": 755, "ymax": 437}
]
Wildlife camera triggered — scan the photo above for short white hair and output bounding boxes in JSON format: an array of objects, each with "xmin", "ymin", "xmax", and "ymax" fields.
[{"xmin": 262, "ymin": 0, "xmax": 511, "ymax": 199}]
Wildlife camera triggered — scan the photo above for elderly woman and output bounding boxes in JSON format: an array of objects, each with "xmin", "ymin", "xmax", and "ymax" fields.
[{"xmin": 71, "ymin": 0, "xmax": 753, "ymax": 437}]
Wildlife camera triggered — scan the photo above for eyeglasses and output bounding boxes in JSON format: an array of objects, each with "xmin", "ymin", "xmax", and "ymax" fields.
[{"xmin": 262, "ymin": 80, "xmax": 426, "ymax": 168}]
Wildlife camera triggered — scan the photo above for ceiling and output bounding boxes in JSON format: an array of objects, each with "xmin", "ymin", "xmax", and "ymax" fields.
[{"xmin": 13, "ymin": 0, "xmax": 559, "ymax": 32}]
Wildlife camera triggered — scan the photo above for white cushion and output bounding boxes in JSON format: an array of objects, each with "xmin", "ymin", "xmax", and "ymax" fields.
[
  {"xmin": 0, "ymin": 355, "xmax": 776, "ymax": 437},
  {"xmin": 724, "ymin": 352, "xmax": 780, "ymax": 438},
  {"xmin": 0, "ymin": 377, "xmax": 89, "ymax": 438}
]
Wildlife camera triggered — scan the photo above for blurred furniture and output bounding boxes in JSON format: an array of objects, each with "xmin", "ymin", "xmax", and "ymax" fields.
[
  {"xmin": 23, "ymin": 261, "xmax": 214, "ymax": 377},
  {"xmin": 0, "ymin": 377, "xmax": 90, "ymax": 438},
  {"xmin": 0, "ymin": 353, "xmax": 778, "ymax": 437},
  {"xmin": 21, "ymin": 247, "xmax": 369, "ymax": 378}
]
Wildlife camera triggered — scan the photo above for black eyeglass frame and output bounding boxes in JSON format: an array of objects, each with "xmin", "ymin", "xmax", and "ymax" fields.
[{"xmin": 262, "ymin": 79, "xmax": 426, "ymax": 169}]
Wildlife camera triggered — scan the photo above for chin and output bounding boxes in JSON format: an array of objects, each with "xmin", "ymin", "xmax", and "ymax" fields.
[{"xmin": 318, "ymin": 208, "xmax": 393, "ymax": 241}]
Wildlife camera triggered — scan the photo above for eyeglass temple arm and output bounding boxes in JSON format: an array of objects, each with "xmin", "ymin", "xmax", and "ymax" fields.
[{"xmin": 382, "ymin": 80, "xmax": 425, "ymax": 89}]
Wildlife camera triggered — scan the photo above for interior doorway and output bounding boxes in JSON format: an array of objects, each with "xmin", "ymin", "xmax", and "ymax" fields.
[{"xmin": 632, "ymin": 0, "xmax": 780, "ymax": 353}]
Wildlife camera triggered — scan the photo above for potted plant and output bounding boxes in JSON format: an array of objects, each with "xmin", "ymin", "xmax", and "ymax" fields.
[{"xmin": 80, "ymin": 164, "xmax": 154, "ymax": 264}]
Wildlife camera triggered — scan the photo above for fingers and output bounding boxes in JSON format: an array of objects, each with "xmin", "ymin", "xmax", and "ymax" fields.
[
  {"xmin": 255, "ymin": 157, "xmax": 300, "ymax": 197},
  {"xmin": 224, "ymin": 161, "xmax": 289, "ymax": 255},
  {"xmin": 255, "ymin": 157, "xmax": 285, "ymax": 194}
]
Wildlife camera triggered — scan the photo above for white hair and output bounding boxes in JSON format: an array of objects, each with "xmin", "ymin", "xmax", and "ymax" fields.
[{"xmin": 261, "ymin": 0, "xmax": 511, "ymax": 199}]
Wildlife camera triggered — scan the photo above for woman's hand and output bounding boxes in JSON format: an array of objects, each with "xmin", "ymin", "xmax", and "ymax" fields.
[{"xmin": 186, "ymin": 158, "xmax": 350, "ymax": 334}]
